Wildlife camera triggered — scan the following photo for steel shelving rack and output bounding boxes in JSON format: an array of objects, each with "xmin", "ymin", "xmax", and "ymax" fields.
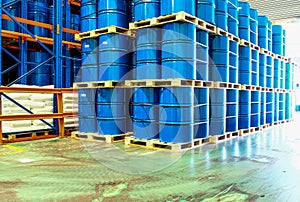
[{"xmin": 0, "ymin": 0, "xmax": 81, "ymax": 138}]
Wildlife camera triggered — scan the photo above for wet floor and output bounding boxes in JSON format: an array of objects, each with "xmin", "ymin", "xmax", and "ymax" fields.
[{"xmin": 1, "ymin": 115, "xmax": 300, "ymax": 201}]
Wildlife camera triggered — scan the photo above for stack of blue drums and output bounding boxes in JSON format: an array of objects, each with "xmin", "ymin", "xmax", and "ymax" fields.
[
  {"xmin": 227, "ymin": 0, "xmax": 238, "ymax": 36},
  {"xmin": 250, "ymin": 90, "xmax": 260, "ymax": 128},
  {"xmin": 134, "ymin": 0, "xmax": 160, "ymax": 21},
  {"xmin": 210, "ymin": 89, "xmax": 226, "ymax": 135},
  {"xmin": 196, "ymin": 30, "xmax": 209, "ymax": 81},
  {"xmin": 96, "ymin": 88, "xmax": 127, "ymax": 135},
  {"xmin": 132, "ymin": 88, "xmax": 159, "ymax": 139},
  {"xmin": 136, "ymin": 28, "xmax": 161, "ymax": 79},
  {"xmin": 273, "ymin": 92, "xmax": 279, "ymax": 123},
  {"xmin": 194, "ymin": 88, "xmax": 209, "ymax": 138},
  {"xmin": 226, "ymin": 89, "xmax": 238, "ymax": 132},
  {"xmin": 2, "ymin": 0, "xmax": 20, "ymax": 31},
  {"xmin": 266, "ymin": 56, "xmax": 273, "ymax": 88},
  {"xmin": 159, "ymin": 87, "xmax": 194, "ymax": 143},
  {"xmin": 278, "ymin": 92, "xmax": 285, "ymax": 121},
  {"xmin": 78, "ymin": 88, "xmax": 98, "ymax": 133},
  {"xmin": 259, "ymin": 53, "xmax": 266, "ymax": 88},
  {"xmin": 27, "ymin": 51, "xmax": 53, "ymax": 86},
  {"xmin": 267, "ymin": 20, "xmax": 272, "ymax": 51},
  {"xmin": 251, "ymin": 49, "xmax": 259, "ymax": 86},
  {"xmin": 161, "ymin": 23, "xmax": 196, "ymax": 79},
  {"xmin": 196, "ymin": 0, "xmax": 215, "ymax": 25},
  {"xmin": 280, "ymin": 61, "xmax": 285, "ymax": 89},
  {"xmin": 238, "ymin": 46, "xmax": 251, "ymax": 85},
  {"xmin": 215, "ymin": 0, "xmax": 228, "ymax": 31},
  {"xmin": 81, "ymin": 38, "xmax": 98, "ymax": 82},
  {"xmin": 257, "ymin": 16, "xmax": 269, "ymax": 49},
  {"xmin": 283, "ymin": 30, "xmax": 286, "ymax": 56},
  {"xmin": 259, "ymin": 53, "xmax": 266, "ymax": 126},
  {"xmin": 28, "ymin": 0, "xmax": 48, "ymax": 37},
  {"xmin": 209, "ymin": 35, "xmax": 228, "ymax": 136},
  {"xmin": 260, "ymin": 90, "xmax": 266, "ymax": 126},
  {"xmin": 266, "ymin": 92, "xmax": 274, "ymax": 124},
  {"xmin": 249, "ymin": 9, "xmax": 258, "ymax": 44},
  {"xmin": 209, "ymin": 35, "xmax": 229, "ymax": 82},
  {"xmin": 80, "ymin": 0, "xmax": 97, "ymax": 32},
  {"xmin": 238, "ymin": 90, "xmax": 250, "ymax": 129},
  {"xmin": 272, "ymin": 25, "xmax": 284, "ymax": 55},
  {"xmin": 273, "ymin": 59, "xmax": 280, "ymax": 89},
  {"xmin": 238, "ymin": 2, "xmax": 250, "ymax": 41},
  {"xmin": 160, "ymin": 0, "xmax": 195, "ymax": 16},
  {"xmin": 97, "ymin": 0, "xmax": 128, "ymax": 29},
  {"xmin": 98, "ymin": 34, "xmax": 130, "ymax": 81},
  {"xmin": 229, "ymin": 39, "xmax": 238, "ymax": 83},
  {"xmin": 291, "ymin": 63, "xmax": 295, "ymax": 90},
  {"xmin": 285, "ymin": 63, "xmax": 291, "ymax": 90},
  {"xmin": 285, "ymin": 93, "xmax": 291, "ymax": 120}
]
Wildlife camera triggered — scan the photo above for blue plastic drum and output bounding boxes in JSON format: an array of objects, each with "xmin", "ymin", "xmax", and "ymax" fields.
[
  {"xmin": 134, "ymin": 0, "xmax": 160, "ymax": 21},
  {"xmin": 161, "ymin": 0, "xmax": 195, "ymax": 16}
]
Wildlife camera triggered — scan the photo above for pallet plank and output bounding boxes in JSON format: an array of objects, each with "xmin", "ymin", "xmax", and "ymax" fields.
[
  {"xmin": 125, "ymin": 136, "xmax": 211, "ymax": 152},
  {"xmin": 72, "ymin": 131, "xmax": 133, "ymax": 143}
]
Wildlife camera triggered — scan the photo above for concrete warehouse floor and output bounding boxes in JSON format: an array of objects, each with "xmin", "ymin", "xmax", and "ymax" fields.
[{"xmin": 1, "ymin": 114, "xmax": 300, "ymax": 201}]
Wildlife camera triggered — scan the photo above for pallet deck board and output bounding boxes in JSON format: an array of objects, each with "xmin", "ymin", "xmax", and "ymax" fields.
[
  {"xmin": 125, "ymin": 136, "xmax": 211, "ymax": 152},
  {"xmin": 125, "ymin": 79, "xmax": 213, "ymax": 88},
  {"xmin": 71, "ymin": 131, "xmax": 133, "ymax": 143},
  {"xmin": 73, "ymin": 81, "xmax": 126, "ymax": 88},
  {"xmin": 75, "ymin": 26, "xmax": 134, "ymax": 41},
  {"xmin": 210, "ymin": 131, "xmax": 239, "ymax": 143},
  {"xmin": 129, "ymin": 11, "xmax": 216, "ymax": 33},
  {"xmin": 3, "ymin": 130, "xmax": 52, "ymax": 141}
]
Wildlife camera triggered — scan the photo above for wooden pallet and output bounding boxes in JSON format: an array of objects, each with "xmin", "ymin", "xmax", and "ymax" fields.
[
  {"xmin": 213, "ymin": 27, "xmax": 228, "ymax": 36},
  {"xmin": 252, "ymin": 126, "xmax": 261, "ymax": 132},
  {"xmin": 125, "ymin": 79, "xmax": 213, "ymax": 88},
  {"xmin": 125, "ymin": 136, "xmax": 211, "ymax": 152},
  {"xmin": 266, "ymin": 88, "xmax": 274, "ymax": 92},
  {"xmin": 239, "ymin": 39, "xmax": 251, "ymax": 47},
  {"xmin": 240, "ymin": 84, "xmax": 256, "ymax": 91},
  {"xmin": 75, "ymin": 26, "xmax": 134, "ymax": 41},
  {"xmin": 276, "ymin": 54, "xmax": 285, "ymax": 60},
  {"xmin": 228, "ymin": 33, "xmax": 240, "ymax": 43},
  {"xmin": 73, "ymin": 81, "xmax": 126, "ymax": 89},
  {"xmin": 129, "ymin": 11, "xmax": 216, "ymax": 33},
  {"xmin": 260, "ymin": 124, "xmax": 270, "ymax": 131},
  {"xmin": 239, "ymin": 128, "xmax": 256, "ymax": 136},
  {"xmin": 71, "ymin": 131, "xmax": 133, "ymax": 143},
  {"xmin": 270, "ymin": 52, "xmax": 276, "ymax": 57},
  {"xmin": 259, "ymin": 48, "xmax": 269, "ymax": 55},
  {"xmin": 3, "ymin": 130, "xmax": 52, "ymax": 141},
  {"xmin": 274, "ymin": 120, "xmax": 286, "ymax": 126},
  {"xmin": 64, "ymin": 127, "xmax": 78, "ymax": 136},
  {"xmin": 209, "ymin": 131, "xmax": 239, "ymax": 143},
  {"xmin": 250, "ymin": 43, "xmax": 260, "ymax": 51},
  {"xmin": 213, "ymin": 82, "xmax": 241, "ymax": 90}
]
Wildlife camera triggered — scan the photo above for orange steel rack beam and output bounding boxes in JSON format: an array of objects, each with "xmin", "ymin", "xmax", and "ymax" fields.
[
  {"xmin": 69, "ymin": 0, "xmax": 80, "ymax": 7},
  {"xmin": 2, "ymin": 30, "xmax": 81, "ymax": 49},
  {"xmin": 0, "ymin": 87, "xmax": 78, "ymax": 144},
  {"xmin": 2, "ymin": 14, "xmax": 80, "ymax": 35}
]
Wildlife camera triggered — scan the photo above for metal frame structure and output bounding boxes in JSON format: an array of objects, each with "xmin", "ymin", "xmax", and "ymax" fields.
[
  {"xmin": 0, "ymin": 0, "xmax": 81, "ymax": 136},
  {"xmin": 0, "ymin": 86, "xmax": 78, "ymax": 144}
]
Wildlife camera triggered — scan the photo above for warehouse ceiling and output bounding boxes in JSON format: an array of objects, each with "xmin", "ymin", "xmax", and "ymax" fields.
[{"xmin": 243, "ymin": 0, "xmax": 300, "ymax": 22}]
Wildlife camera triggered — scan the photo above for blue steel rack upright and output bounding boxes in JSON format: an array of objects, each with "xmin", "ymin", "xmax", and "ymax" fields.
[{"xmin": 0, "ymin": 0, "xmax": 81, "ymax": 134}]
